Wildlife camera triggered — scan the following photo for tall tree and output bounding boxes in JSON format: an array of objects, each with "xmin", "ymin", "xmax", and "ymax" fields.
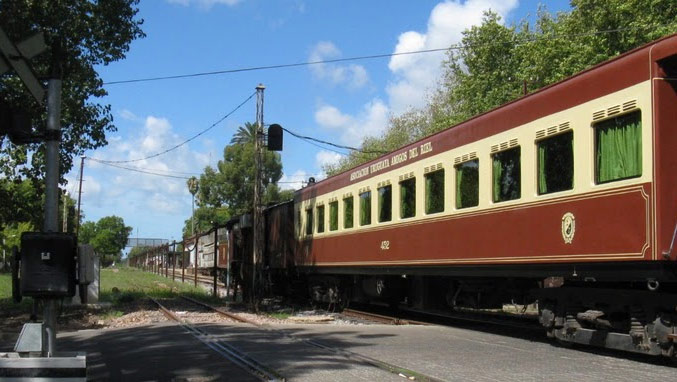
[
  {"xmin": 0, "ymin": 0, "xmax": 145, "ymax": 227},
  {"xmin": 324, "ymin": 2, "xmax": 677, "ymax": 176},
  {"xmin": 229, "ymin": 122, "xmax": 257, "ymax": 145},
  {"xmin": 78, "ymin": 215, "xmax": 132, "ymax": 266}
]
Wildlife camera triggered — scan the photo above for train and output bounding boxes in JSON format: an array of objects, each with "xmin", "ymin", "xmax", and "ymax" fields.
[{"xmin": 145, "ymin": 33, "xmax": 677, "ymax": 357}]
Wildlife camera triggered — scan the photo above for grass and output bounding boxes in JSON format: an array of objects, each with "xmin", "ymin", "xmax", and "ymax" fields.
[
  {"xmin": 0, "ymin": 272, "xmax": 34, "ymax": 314},
  {"xmin": 99, "ymin": 266, "xmax": 213, "ymax": 306},
  {"xmin": 1, "ymin": 267, "xmax": 214, "ymax": 314}
]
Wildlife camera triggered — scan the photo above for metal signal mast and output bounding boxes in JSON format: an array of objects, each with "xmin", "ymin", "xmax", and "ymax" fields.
[{"xmin": 251, "ymin": 84, "xmax": 265, "ymax": 309}]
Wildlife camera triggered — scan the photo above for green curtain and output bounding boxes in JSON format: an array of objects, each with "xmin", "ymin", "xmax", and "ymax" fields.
[
  {"xmin": 492, "ymin": 156, "xmax": 502, "ymax": 202},
  {"xmin": 597, "ymin": 112, "xmax": 642, "ymax": 183},
  {"xmin": 329, "ymin": 202, "xmax": 338, "ymax": 231},
  {"xmin": 344, "ymin": 197, "xmax": 354, "ymax": 228},
  {"xmin": 317, "ymin": 206, "xmax": 325, "ymax": 233},
  {"xmin": 379, "ymin": 186, "xmax": 392, "ymax": 222},
  {"xmin": 425, "ymin": 171, "xmax": 444, "ymax": 214},
  {"xmin": 455, "ymin": 167, "xmax": 463, "ymax": 208},
  {"xmin": 538, "ymin": 143, "xmax": 547, "ymax": 194},
  {"xmin": 400, "ymin": 179, "xmax": 416, "ymax": 218},
  {"xmin": 360, "ymin": 192, "xmax": 371, "ymax": 225}
]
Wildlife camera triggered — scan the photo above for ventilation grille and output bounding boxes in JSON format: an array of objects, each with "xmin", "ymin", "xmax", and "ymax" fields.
[
  {"xmin": 593, "ymin": 100, "xmax": 638, "ymax": 121},
  {"xmin": 377, "ymin": 180, "xmax": 391, "ymax": 188},
  {"xmin": 342, "ymin": 192, "xmax": 353, "ymax": 199},
  {"xmin": 316, "ymin": 201, "xmax": 324, "ymax": 206},
  {"xmin": 424, "ymin": 163, "xmax": 443, "ymax": 174},
  {"xmin": 490, "ymin": 139, "xmax": 519, "ymax": 153},
  {"xmin": 358, "ymin": 186, "xmax": 371, "ymax": 194},
  {"xmin": 399, "ymin": 172, "xmax": 415, "ymax": 182},
  {"xmin": 454, "ymin": 152, "xmax": 477, "ymax": 165},
  {"xmin": 536, "ymin": 121, "xmax": 571, "ymax": 140},
  {"xmin": 328, "ymin": 197, "xmax": 338, "ymax": 203}
]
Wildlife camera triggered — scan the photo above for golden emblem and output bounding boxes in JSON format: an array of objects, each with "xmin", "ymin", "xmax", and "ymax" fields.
[{"xmin": 562, "ymin": 212, "xmax": 575, "ymax": 244}]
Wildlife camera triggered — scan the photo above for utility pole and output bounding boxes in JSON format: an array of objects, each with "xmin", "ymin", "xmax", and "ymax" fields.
[
  {"xmin": 42, "ymin": 74, "xmax": 61, "ymax": 356},
  {"xmin": 251, "ymin": 84, "xmax": 265, "ymax": 309},
  {"xmin": 75, "ymin": 155, "xmax": 85, "ymax": 234},
  {"xmin": 62, "ymin": 190, "xmax": 68, "ymax": 232}
]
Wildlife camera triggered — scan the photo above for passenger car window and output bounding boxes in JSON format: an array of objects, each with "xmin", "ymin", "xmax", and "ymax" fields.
[
  {"xmin": 305, "ymin": 208, "xmax": 313, "ymax": 235},
  {"xmin": 595, "ymin": 111, "xmax": 642, "ymax": 183},
  {"xmin": 538, "ymin": 131, "xmax": 574, "ymax": 194},
  {"xmin": 400, "ymin": 178, "xmax": 416, "ymax": 218},
  {"xmin": 316, "ymin": 205, "xmax": 325, "ymax": 233},
  {"xmin": 329, "ymin": 201, "xmax": 338, "ymax": 231},
  {"xmin": 378, "ymin": 185, "xmax": 392, "ymax": 222},
  {"xmin": 359, "ymin": 191, "xmax": 371, "ymax": 226},
  {"xmin": 492, "ymin": 147, "xmax": 521, "ymax": 202},
  {"xmin": 343, "ymin": 196, "xmax": 354, "ymax": 229},
  {"xmin": 455, "ymin": 160, "xmax": 479, "ymax": 209},
  {"xmin": 425, "ymin": 170, "xmax": 444, "ymax": 214}
]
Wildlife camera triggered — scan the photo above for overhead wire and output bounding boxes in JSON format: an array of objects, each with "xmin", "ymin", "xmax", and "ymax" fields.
[
  {"xmin": 279, "ymin": 126, "xmax": 387, "ymax": 155},
  {"xmin": 95, "ymin": 91, "xmax": 256, "ymax": 164},
  {"xmin": 101, "ymin": 24, "xmax": 677, "ymax": 86}
]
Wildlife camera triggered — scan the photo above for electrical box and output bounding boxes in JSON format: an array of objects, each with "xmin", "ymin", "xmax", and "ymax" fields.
[{"xmin": 19, "ymin": 232, "xmax": 76, "ymax": 298}]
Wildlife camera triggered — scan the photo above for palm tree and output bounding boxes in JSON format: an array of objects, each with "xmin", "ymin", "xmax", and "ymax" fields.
[{"xmin": 230, "ymin": 122, "xmax": 258, "ymax": 145}]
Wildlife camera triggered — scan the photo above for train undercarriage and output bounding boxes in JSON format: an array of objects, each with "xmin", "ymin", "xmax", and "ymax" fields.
[{"xmin": 300, "ymin": 265, "xmax": 677, "ymax": 358}]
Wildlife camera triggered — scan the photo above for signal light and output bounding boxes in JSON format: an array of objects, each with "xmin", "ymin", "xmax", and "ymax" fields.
[{"xmin": 267, "ymin": 123, "xmax": 283, "ymax": 151}]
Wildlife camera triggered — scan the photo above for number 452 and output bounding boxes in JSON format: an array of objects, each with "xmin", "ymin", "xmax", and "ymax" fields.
[{"xmin": 380, "ymin": 240, "xmax": 390, "ymax": 250}]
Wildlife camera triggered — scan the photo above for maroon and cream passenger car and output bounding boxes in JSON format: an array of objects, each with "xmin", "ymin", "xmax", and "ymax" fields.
[{"xmin": 289, "ymin": 34, "xmax": 677, "ymax": 356}]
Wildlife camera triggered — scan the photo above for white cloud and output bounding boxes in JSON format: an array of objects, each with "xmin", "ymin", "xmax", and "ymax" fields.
[
  {"xmin": 315, "ymin": 99, "xmax": 389, "ymax": 145},
  {"xmin": 309, "ymin": 41, "xmax": 369, "ymax": 89},
  {"xmin": 387, "ymin": 0, "xmax": 519, "ymax": 113},
  {"xmin": 119, "ymin": 109, "xmax": 139, "ymax": 121},
  {"xmin": 315, "ymin": 150, "xmax": 343, "ymax": 170},
  {"xmin": 167, "ymin": 0, "xmax": 240, "ymax": 8},
  {"xmin": 85, "ymin": 114, "xmax": 209, "ymax": 215},
  {"xmin": 279, "ymin": 170, "xmax": 309, "ymax": 190}
]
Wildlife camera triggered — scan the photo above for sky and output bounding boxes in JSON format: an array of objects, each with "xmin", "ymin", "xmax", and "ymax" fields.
[{"xmin": 66, "ymin": 0, "xmax": 572, "ymax": 244}]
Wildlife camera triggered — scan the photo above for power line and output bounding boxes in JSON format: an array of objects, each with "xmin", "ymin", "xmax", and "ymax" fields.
[
  {"xmin": 280, "ymin": 126, "xmax": 387, "ymax": 155},
  {"xmin": 101, "ymin": 24, "xmax": 677, "ymax": 86},
  {"xmin": 95, "ymin": 91, "xmax": 256, "ymax": 164},
  {"xmin": 104, "ymin": 48, "xmax": 450, "ymax": 86}
]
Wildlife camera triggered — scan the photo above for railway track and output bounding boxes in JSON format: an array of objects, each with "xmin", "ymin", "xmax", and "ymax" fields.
[
  {"xmin": 150, "ymin": 297, "xmax": 285, "ymax": 381},
  {"xmin": 157, "ymin": 295, "xmax": 446, "ymax": 382}
]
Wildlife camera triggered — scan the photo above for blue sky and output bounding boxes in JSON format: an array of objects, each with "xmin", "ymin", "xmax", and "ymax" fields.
[{"xmin": 67, "ymin": 0, "xmax": 571, "ymax": 243}]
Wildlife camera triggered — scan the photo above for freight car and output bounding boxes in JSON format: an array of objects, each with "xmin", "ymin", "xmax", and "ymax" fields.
[{"xmin": 284, "ymin": 34, "xmax": 677, "ymax": 357}]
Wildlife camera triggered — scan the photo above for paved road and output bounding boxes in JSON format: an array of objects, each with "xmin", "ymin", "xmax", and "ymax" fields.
[{"xmin": 4, "ymin": 320, "xmax": 676, "ymax": 381}]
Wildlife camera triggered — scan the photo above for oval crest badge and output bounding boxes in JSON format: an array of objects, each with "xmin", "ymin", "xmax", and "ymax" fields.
[{"xmin": 561, "ymin": 212, "xmax": 575, "ymax": 244}]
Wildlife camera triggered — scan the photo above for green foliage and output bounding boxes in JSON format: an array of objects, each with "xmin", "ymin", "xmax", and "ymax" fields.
[
  {"xmin": 0, "ymin": 1, "xmax": 144, "ymax": 233},
  {"xmin": 127, "ymin": 245, "xmax": 150, "ymax": 260},
  {"xmin": 78, "ymin": 216, "xmax": 132, "ymax": 266},
  {"xmin": 181, "ymin": 206, "xmax": 230, "ymax": 238},
  {"xmin": 230, "ymin": 122, "xmax": 257, "ymax": 145},
  {"xmin": 324, "ymin": 2, "xmax": 677, "ymax": 176},
  {"xmin": 99, "ymin": 267, "xmax": 209, "ymax": 305},
  {"xmin": 185, "ymin": 126, "xmax": 290, "ymax": 237}
]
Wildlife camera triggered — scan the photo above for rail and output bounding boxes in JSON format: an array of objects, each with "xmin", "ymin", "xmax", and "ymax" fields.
[
  {"xmin": 150, "ymin": 297, "xmax": 285, "ymax": 382},
  {"xmin": 177, "ymin": 295, "xmax": 445, "ymax": 382}
]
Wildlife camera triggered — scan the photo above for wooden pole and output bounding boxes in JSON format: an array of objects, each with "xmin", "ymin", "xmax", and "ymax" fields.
[{"xmin": 213, "ymin": 226, "xmax": 218, "ymax": 297}]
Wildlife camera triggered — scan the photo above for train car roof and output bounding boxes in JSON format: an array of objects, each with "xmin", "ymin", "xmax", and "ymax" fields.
[{"xmin": 295, "ymin": 32, "xmax": 677, "ymax": 200}]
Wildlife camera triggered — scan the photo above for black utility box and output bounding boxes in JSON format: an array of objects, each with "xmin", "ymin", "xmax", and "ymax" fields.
[{"xmin": 20, "ymin": 232, "xmax": 77, "ymax": 298}]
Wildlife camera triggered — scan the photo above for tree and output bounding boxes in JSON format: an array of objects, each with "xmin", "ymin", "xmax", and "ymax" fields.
[
  {"xmin": 230, "ymin": 122, "xmax": 257, "ymax": 145},
  {"xmin": 0, "ymin": 1, "xmax": 145, "ymax": 228},
  {"xmin": 78, "ymin": 216, "xmax": 132, "ymax": 266},
  {"xmin": 197, "ymin": 134, "xmax": 284, "ymax": 216},
  {"xmin": 325, "ymin": 2, "xmax": 677, "ymax": 176},
  {"xmin": 181, "ymin": 206, "xmax": 230, "ymax": 238}
]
